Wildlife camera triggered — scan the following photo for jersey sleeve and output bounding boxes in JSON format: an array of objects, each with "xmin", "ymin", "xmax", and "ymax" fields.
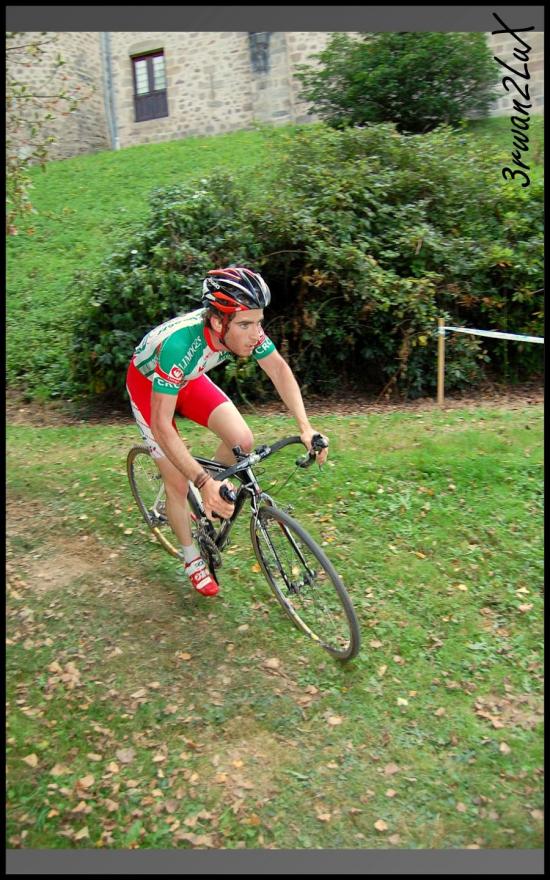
[
  {"xmin": 252, "ymin": 330, "xmax": 277, "ymax": 361},
  {"xmin": 152, "ymin": 338, "xmax": 186, "ymax": 395}
]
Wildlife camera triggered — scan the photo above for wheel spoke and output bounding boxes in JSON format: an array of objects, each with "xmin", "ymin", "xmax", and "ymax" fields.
[{"xmin": 252, "ymin": 506, "xmax": 360, "ymax": 660}]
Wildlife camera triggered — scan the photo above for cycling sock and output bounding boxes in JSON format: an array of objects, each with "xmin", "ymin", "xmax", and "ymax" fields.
[{"xmin": 182, "ymin": 544, "xmax": 200, "ymax": 564}]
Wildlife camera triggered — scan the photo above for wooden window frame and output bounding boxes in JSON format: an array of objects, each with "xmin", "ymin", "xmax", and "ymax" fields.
[{"xmin": 131, "ymin": 50, "xmax": 168, "ymax": 123}]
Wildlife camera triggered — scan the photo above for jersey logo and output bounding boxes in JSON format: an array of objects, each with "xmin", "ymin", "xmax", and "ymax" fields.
[{"xmin": 169, "ymin": 365, "xmax": 184, "ymax": 384}]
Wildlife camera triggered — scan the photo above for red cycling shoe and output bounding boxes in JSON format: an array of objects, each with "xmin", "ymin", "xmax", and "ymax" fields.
[{"xmin": 185, "ymin": 557, "xmax": 219, "ymax": 597}]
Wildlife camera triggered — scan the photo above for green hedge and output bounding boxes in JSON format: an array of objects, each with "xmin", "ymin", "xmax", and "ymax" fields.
[{"xmin": 70, "ymin": 123, "xmax": 543, "ymax": 403}]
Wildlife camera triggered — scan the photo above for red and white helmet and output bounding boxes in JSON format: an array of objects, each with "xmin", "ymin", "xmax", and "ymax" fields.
[{"xmin": 201, "ymin": 267, "xmax": 271, "ymax": 314}]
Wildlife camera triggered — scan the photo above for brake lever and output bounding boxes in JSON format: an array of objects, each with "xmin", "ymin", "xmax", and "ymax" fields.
[{"xmin": 295, "ymin": 433, "xmax": 329, "ymax": 468}]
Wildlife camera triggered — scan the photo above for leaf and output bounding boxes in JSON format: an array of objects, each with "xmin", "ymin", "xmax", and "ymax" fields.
[
  {"xmin": 51, "ymin": 763, "xmax": 71, "ymax": 777},
  {"xmin": 73, "ymin": 826, "xmax": 90, "ymax": 841},
  {"xmin": 456, "ymin": 802, "xmax": 467, "ymax": 813},
  {"xmin": 317, "ymin": 812, "xmax": 332, "ymax": 822},
  {"xmin": 374, "ymin": 819, "xmax": 388, "ymax": 832},
  {"xmin": 176, "ymin": 652, "xmax": 192, "ymax": 662},
  {"xmin": 500, "ymin": 742, "xmax": 512, "ymax": 754},
  {"xmin": 518, "ymin": 604, "xmax": 533, "ymax": 613},
  {"xmin": 77, "ymin": 774, "xmax": 95, "ymax": 790},
  {"xmin": 397, "ymin": 698, "xmax": 408, "ymax": 707},
  {"xmin": 130, "ymin": 688, "xmax": 148, "ymax": 699},
  {"xmin": 116, "ymin": 748, "xmax": 135, "ymax": 764},
  {"xmin": 251, "ymin": 563, "xmax": 261, "ymax": 573},
  {"xmin": 23, "ymin": 754, "xmax": 38, "ymax": 768},
  {"xmin": 369, "ymin": 639, "xmax": 383, "ymax": 649},
  {"xmin": 106, "ymin": 762, "xmax": 120, "ymax": 774},
  {"xmin": 384, "ymin": 763, "xmax": 400, "ymax": 776},
  {"xmin": 264, "ymin": 658, "xmax": 281, "ymax": 670},
  {"xmin": 434, "ymin": 707, "xmax": 446, "ymax": 717},
  {"xmin": 327, "ymin": 715, "xmax": 344, "ymax": 726},
  {"xmin": 385, "ymin": 789, "xmax": 397, "ymax": 798}
]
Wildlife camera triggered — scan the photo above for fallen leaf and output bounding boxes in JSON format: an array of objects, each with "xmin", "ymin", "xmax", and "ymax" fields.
[
  {"xmin": 104, "ymin": 799, "xmax": 119, "ymax": 812},
  {"xmin": 264, "ymin": 658, "xmax": 281, "ymax": 670},
  {"xmin": 415, "ymin": 551, "xmax": 427, "ymax": 559},
  {"xmin": 518, "ymin": 604, "xmax": 533, "ymax": 613},
  {"xmin": 384, "ymin": 763, "xmax": 400, "ymax": 776},
  {"xmin": 456, "ymin": 802, "xmax": 467, "ymax": 813},
  {"xmin": 87, "ymin": 753, "xmax": 103, "ymax": 761},
  {"xmin": 434, "ymin": 708, "xmax": 446, "ymax": 717},
  {"xmin": 77, "ymin": 774, "xmax": 95, "ymax": 790},
  {"xmin": 388, "ymin": 834, "xmax": 401, "ymax": 845},
  {"xmin": 50, "ymin": 763, "xmax": 70, "ymax": 777},
  {"xmin": 23, "ymin": 754, "xmax": 38, "ymax": 768},
  {"xmin": 397, "ymin": 698, "xmax": 408, "ymax": 707},
  {"xmin": 74, "ymin": 826, "xmax": 90, "ymax": 841},
  {"xmin": 328, "ymin": 715, "xmax": 344, "ymax": 726},
  {"xmin": 317, "ymin": 813, "xmax": 332, "ymax": 822},
  {"xmin": 369, "ymin": 639, "xmax": 383, "ymax": 649},
  {"xmin": 500, "ymin": 742, "xmax": 512, "ymax": 755},
  {"xmin": 116, "ymin": 748, "xmax": 135, "ymax": 764},
  {"xmin": 177, "ymin": 652, "xmax": 192, "ymax": 662},
  {"xmin": 106, "ymin": 762, "xmax": 120, "ymax": 774},
  {"xmin": 385, "ymin": 789, "xmax": 397, "ymax": 798},
  {"xmin": 130, "ymin": 688, "xmax": 148, "ymax": 699},
  {"xmin": 530, "ymin": 809, "xmax": 543, "ymax": 821},
  {"xmin": 377, "ymin": 665, "xmax": 387, "ymax": 677},
  {"xmin": 374, "ymin": 819, "xmax": 388, "ymax": 832},
  {"xmin": 72, "ymin": 801, "xmax": 89, "ymax": 814}
]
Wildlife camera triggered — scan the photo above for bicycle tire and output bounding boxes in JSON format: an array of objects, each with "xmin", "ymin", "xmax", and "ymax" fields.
[
  {"xmin": 250, "ymin": 504, "xmax": 361, "ymax": 661},
  {"xmin": 126, "ymin": 445, "xmax": 181, "ymax": 558}
]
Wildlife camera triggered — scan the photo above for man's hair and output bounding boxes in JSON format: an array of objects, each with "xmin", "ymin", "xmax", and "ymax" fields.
[{"xmin": 202, "ymin": 306, "xmax": 236, "ymax": 328}]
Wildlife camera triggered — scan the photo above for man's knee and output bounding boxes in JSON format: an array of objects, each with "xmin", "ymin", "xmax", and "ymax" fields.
[
  {"xmin": 163, "ymin": 473, "xmax": 189, "ymax": 499},
  {"xmin": 231, "ymin": 427, "xmax": 254, "ymax": 454}
]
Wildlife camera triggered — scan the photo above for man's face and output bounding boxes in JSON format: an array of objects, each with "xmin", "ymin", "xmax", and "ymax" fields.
[{"xmin": 217, "ymin": 309, "xmax": 265, "ymax": 356}]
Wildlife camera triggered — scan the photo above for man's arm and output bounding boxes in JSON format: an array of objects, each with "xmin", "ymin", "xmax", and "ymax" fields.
[
  {"xmin": 258, "ymin": 351, "xmax": 329, "ymax": 464},
  {"xmin": 150, "ymin": 391, "xmax": 235, "ymax": 518}
]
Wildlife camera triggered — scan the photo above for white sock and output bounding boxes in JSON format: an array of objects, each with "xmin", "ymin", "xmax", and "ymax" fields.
[{"xmin": 182, "ymin": 544, "xmax": 201, "ymax": 565}]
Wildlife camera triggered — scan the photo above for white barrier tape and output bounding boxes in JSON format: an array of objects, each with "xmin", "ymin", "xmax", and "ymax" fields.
[{"xmin": 442, "ymin": 326, "xmax": 544, "ymax": 344}]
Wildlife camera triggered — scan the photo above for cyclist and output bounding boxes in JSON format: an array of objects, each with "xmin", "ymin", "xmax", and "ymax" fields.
[{"xmin": 126, "ymin": 266, "xmax": 329, "ymax": 598}]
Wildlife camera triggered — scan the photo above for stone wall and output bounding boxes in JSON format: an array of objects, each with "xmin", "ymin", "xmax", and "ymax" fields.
[
  {"xmin": 9, "ymin": 31, "xmax": 544, "ymax": 160},
  {"xmin": 486, "ymin": 31, "xmax": 544, "ymax": 116},
  {"xmin": 6, "ymin": 31, "xmax": 110, "ymax": 161}
]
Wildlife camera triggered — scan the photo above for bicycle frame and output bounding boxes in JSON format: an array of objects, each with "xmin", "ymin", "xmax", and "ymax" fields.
[{"xmin": 192, "ymin": 453, "xmax": 273, "ymax": 552}]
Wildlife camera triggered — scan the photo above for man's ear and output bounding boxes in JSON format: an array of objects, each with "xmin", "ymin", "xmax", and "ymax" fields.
[{"xmin": 210, "ymin": 314, "xmax": 223, "ymax": 334}]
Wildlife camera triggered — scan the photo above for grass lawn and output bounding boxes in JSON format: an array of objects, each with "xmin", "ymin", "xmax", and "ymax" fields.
[{"xmin": 6, "ymin": 404, "xmax": 543, "ymax": 849}]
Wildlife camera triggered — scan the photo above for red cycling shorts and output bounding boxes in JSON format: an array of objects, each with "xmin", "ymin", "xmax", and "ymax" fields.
[{"xmin": 126, "ymin": 357, "xmax": 230, "ymax": 458}]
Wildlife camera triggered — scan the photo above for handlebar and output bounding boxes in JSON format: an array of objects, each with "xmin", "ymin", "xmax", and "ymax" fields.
[{"xmin": 212, "ymin": 434, "xmax": 328, "ymax": 487}]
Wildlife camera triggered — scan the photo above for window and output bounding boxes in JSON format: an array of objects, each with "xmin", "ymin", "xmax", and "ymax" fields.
[
  {"xmin": 249, "ymin": 32, "xmax": 270, "ymax": 74},
  {"xmin": 131, "ymin": 50, "xmax": 168, "ymax": 122}
]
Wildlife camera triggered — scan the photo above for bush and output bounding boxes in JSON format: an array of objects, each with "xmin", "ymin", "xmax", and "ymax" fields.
[
  {"xmin": 294, "ymin": 33, "xmax": 500, "ymax": 133},
  {"xmin": 70, "ymin": 123, "xmax": 543, "ymax": 404}
]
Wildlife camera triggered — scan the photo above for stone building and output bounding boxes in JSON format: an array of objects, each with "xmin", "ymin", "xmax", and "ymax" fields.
[{"xmin": 7, "ymin": 31, "xmax": 544, "ymax": 162}]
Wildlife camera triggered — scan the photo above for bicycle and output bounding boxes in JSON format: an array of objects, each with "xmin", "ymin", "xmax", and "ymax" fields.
[{"xmin": 126, "ymin": 434, "xmax": 361, "ymax": 661}]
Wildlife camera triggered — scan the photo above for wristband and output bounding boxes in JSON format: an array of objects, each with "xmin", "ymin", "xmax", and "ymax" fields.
[{"xmin": 193, "ymin": 471, "xmax": 212, "ymax": 490}]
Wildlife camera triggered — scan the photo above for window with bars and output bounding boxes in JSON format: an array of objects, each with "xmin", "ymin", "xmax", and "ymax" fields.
[{"xmin": 131, "ymin": 51, "xmax": 168, "ymax": 122}]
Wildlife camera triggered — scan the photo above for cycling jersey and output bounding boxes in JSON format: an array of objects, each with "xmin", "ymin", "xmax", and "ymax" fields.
[{"xmin": 133, "ymin": 308, "xmax": 276, "ymax": 396}]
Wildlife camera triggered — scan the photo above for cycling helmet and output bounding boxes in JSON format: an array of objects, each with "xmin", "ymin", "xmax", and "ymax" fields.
[{"xmin": 201, "ymin": 267, "xmax": 271, "ymax": 314}]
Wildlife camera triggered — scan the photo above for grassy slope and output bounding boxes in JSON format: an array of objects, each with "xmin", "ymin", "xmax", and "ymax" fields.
[
  {"xmin": 6, "ymin": 116, "xmax": 544, "ymax": 400},
  {"xmin": 6, "ymin": 405, "xmax": 543, "ymax": 849}
]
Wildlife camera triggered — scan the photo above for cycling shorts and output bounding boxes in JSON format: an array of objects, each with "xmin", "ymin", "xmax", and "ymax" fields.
[{"xmin": 126, "ymin": 357, "xmax": 230, "ymax": 459}]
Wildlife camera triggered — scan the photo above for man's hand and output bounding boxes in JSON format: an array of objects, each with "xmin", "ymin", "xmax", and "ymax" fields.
[
  {"xmin": 300, "ymin": 429, "xmax": 329, "ymax": 466},
  {"xmin": 200, "ymin": 478, "xmax": 236, "ymax": 520}
]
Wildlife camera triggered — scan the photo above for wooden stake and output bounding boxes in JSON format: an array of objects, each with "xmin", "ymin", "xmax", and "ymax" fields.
[{"xmin": 437, "ymin": 318, "xmax": 445, "ymax": 405}]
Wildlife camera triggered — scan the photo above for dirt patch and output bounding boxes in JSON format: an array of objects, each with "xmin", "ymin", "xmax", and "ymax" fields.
[
  {"xmin": 475, "ymin": 693, "xmax": 544, "ymax": 730},
  {"xmin": 6, "ymin": 382, "xmax": 544, "ymax": 427}
]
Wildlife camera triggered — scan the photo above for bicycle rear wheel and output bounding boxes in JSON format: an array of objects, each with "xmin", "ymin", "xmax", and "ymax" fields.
[
  {"xmin": 250, "ymin": 504, "xmax": 361, "ymax": 661},
  {"xmin": 126, "ymin": 445, "xmax": 181, "ymax": 558}
]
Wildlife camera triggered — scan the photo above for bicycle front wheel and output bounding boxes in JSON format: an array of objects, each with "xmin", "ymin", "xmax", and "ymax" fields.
[
  {"xmin": 250, "ymin": 505, "xmax": 361, "ymax": 661},
  {"xmin": 126, "ymin": 445, "xmax": 181, "ymax": 558}
]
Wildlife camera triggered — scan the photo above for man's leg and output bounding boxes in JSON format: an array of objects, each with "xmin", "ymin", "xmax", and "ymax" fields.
[{"xmin": 207, "ymin": 401, "xmax": 254, "ymax": 465}]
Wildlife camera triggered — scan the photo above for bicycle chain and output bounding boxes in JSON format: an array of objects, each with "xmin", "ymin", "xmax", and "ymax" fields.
[{"xmin": 195, "ymin": 519, "xmax": 223, "ymax": 570}]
